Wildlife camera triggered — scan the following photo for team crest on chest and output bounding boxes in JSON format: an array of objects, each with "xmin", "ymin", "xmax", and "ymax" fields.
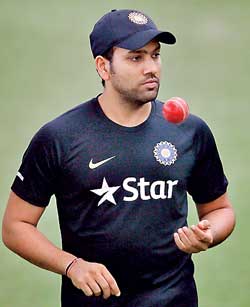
[{"xmin": 153, "ymin": 141, "xmax": 178, "ymax": 166}]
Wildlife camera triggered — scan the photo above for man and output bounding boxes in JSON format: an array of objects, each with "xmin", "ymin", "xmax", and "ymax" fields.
[{"xmin": 2, "ymin": 9, "xmax": 235, "ymax": 307}]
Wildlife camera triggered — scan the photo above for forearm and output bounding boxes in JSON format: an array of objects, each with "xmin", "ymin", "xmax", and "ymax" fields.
[
  {"xmin": 2, "ymin": 215, "xmax": 121, "ymax": 299},
  {"xmin": 2, "ymin": 221, "xmax": 75, "ymax": 275}
]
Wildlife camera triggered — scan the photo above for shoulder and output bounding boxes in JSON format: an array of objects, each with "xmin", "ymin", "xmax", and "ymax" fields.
[
  {"xmin": 34, "ymin": 97, "xmax": 98, "ymax": 140},
  {"xmin": 25, "ymin": 97, "xmax": 98, "ymax": 158},
  {"xmin": 46, "ymin": 97, "xmax": 97, "ymax": 132}
]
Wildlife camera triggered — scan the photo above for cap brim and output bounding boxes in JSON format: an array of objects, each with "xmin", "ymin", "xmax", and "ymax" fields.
[{"xmin": 117, "ymin": 29, "xmax": 176, "ymax": 51}]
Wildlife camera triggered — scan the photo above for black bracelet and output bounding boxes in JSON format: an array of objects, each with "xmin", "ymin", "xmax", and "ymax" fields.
[{"xmin": 65, "ymin": 257, "xmax": 79, "ymax": 277}]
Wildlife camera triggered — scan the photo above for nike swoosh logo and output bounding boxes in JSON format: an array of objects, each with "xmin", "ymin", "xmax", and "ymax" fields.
[{"xmin": 89, "ymin": 156, "xmax": 116, "ymax": 169}]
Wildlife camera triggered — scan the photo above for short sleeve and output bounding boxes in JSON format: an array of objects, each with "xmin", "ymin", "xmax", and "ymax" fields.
[
  {"xmin": 187, "ymin": 119, "xmax": 228, "ymax": 204},
  {"xmin": 11, "ymin": 125, "xmax": 61, "ymax": 207}
]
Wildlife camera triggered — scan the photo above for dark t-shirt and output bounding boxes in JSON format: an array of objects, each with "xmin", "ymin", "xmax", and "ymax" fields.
[{"xmin": 11, "ymin": 97, "xmax": 228, "ymax": 307}]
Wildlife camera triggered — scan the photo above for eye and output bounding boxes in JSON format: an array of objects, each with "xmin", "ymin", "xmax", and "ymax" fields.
[
  {"xmin": 152, "ymin": 52, "xmax": 161, "ymax": 59},
  {"xmin": 130, "ymin": 55, "xmax": 142, "ymax": 62}
]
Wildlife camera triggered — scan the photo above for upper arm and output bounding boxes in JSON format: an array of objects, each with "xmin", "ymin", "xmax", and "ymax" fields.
[
  {"xmin": 2, "ymin": 191, "xmax": 46, "ymax": 229},
  {"xmin": 196, "ymin": 192, "xmax": 234, "ymax": 220}
]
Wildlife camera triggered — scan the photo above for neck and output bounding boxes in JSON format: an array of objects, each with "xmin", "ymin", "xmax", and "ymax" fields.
[{"xmin": 98, "ymin": 90, "xmax": 152, "ymax": 127}]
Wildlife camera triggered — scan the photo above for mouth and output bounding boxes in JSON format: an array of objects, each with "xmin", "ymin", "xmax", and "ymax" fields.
[
  {"xmin": 143, "ymin": 78, "xmax": 159, "ymax": 84},
  {"xmin": 142, "ymin": 78, "xmax": 159, "ymax": 86},
  {"xmin": 141, "ymin": 78, "xmax": 159, "ymax": 90}
]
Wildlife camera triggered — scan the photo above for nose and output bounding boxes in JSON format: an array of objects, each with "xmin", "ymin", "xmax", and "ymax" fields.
[{"xmin": 142, "ymin": 57, "xmax": 160, "ymax": 76}]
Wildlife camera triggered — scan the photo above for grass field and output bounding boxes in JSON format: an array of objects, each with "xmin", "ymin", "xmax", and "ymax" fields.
[{"xmin": 0, "ymin": 1, "xmax": 249, "ymax": 306}]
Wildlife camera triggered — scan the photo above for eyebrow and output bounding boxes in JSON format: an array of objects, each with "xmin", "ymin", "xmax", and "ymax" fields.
[{"xmin": 128, "ymin": 43, "xmax": 161, "ymax": 55}]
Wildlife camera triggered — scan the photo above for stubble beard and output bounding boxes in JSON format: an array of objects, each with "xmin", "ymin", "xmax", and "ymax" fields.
[{"xmin": 110, "ymin": 65, "xmax": 160, "ymax": 107}]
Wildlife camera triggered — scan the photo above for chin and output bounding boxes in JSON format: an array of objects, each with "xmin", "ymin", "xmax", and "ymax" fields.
[
  {"xmin": 139, "ymin": 91, "xmax": 158, "ymax": 104},
  {"xmin": 120, "ymin": 88, "xmax": 159, "ymax": 106}
]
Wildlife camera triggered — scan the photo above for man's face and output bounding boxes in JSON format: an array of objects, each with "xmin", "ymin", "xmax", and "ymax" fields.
[{"xmin": 108, "ymin": 40, "xmax": 162, "ymax": 105}]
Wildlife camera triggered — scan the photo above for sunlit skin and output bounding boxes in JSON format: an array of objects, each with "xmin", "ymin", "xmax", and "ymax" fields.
[
  {"xmin": 95, "ymin": 40, "xmax": 162, "ymax": 127},
  {"xmin": 108, "ymin": 41, "xmax": 161, "ymax": 105}
]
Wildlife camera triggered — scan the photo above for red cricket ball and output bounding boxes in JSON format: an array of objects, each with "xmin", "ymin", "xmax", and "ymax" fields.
[{"xmin": 162, "ymin": 97, "xmax": 190, "ymax": 124}]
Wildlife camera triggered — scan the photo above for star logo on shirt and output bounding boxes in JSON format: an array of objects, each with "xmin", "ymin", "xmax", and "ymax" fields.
[{"xmin": 90, "ymin": 178, "xmax": 120, "ymax": 206}]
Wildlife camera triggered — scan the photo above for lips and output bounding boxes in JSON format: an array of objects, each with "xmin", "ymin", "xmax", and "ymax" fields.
[
  {"xmin": 141, "ymin": 79, "xmax": 159, "ymax": 90},
  {"xmin": 142, "ymin": 78, "xmax": 159, "ymax": 86}
]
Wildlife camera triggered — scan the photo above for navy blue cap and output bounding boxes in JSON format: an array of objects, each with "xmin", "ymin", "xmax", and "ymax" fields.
[{"xmin": 90, "ymin": 9, "xmax": 176, "ymax": 58}]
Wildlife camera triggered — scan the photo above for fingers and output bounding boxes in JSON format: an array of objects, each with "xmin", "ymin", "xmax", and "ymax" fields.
[
  {"xmin": 67, "ymin": 259, "xmax": 121, "ymax": 299},
  {"xmin": 87, "ymin": 279, "xmax": 102, "ymax": 297},
  {"xmin": 101, "ymin": 267, "xmax": 121, "ymax": 298},
  {"xmin": 81, "ymin": 284, "xmax": 94, "ymax": 297},
  {"xmin": 174, "ymin": 231, "xmax": 195, "ymax": 252},
  {"xmin": 93, "ymin": 274, "xmax": 111, "ymax": 299},
  {"xmin": 174, "ymin": 223, "xmax": 213, "ymax": 253},
  {"xmin": 191, "ymin": 225, "xmax": 213, "ymax": 243},
  {"xmin": 174, "ymin": 227, "xmax": 207, "ymax": 253},
  {"xmin": 198, "ymin": 219, "xmax": 211, "ymax": 230}
]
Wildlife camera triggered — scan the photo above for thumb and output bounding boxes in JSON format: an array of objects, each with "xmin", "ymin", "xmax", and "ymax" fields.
[{"xmin": 198, "ymin": 219, "xmax": 211, "ymax": 230}]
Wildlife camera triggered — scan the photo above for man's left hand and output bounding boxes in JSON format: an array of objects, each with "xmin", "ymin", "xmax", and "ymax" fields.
[{"xmin": 174, "ymin": 220, "xmax": 213, "ymax": 253}]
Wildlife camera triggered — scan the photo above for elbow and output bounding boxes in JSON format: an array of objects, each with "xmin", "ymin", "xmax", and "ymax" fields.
[
  {"xmin": 230, "ymin": 206, "xmax": 236, "ymax": 234},
  {"xmin": 2, "ymin": 221, "xmax": 23, "ymax": 255},
  {"xmin": 1, "ymin": 215, "xmax": 19, "ymax": 251},
  {"xmin": 2, "ymin": 220, "xmax": 12, "ymax": 249}
]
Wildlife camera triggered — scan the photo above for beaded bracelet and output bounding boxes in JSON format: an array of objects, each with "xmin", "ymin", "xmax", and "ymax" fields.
[{"xmin": 65, "ymin": 257, "xmax": 79, "ymax": 277}]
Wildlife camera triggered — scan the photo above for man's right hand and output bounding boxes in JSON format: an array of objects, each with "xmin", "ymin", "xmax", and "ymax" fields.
[{"xmin": 67, "ymin": 258, "xmax": 121, "ymax": 299}]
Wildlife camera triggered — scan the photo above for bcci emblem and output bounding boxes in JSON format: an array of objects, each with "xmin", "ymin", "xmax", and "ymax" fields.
[
  {"xmin": 153, "ymin": 141, "xmax": 178, "ymax": 166},
  {"xmin": 128, "ymin": 12, "xmax": 148, "ymax": 25}
]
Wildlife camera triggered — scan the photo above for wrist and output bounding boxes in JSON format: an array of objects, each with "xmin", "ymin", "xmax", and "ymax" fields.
[{"xmin": 65, "ymin": 257, "xmax": 80, "ymax": 277}]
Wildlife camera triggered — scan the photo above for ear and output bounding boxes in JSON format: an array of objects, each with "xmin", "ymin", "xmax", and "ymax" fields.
[{"xmin": 95, "ymin": 56, "xmax": 110, "ymax": 82}]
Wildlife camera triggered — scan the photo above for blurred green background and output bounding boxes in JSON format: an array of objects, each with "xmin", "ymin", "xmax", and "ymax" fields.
[{"xmin": 0, "ymin": 0, "xmax": 249, "ymax": 306}]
